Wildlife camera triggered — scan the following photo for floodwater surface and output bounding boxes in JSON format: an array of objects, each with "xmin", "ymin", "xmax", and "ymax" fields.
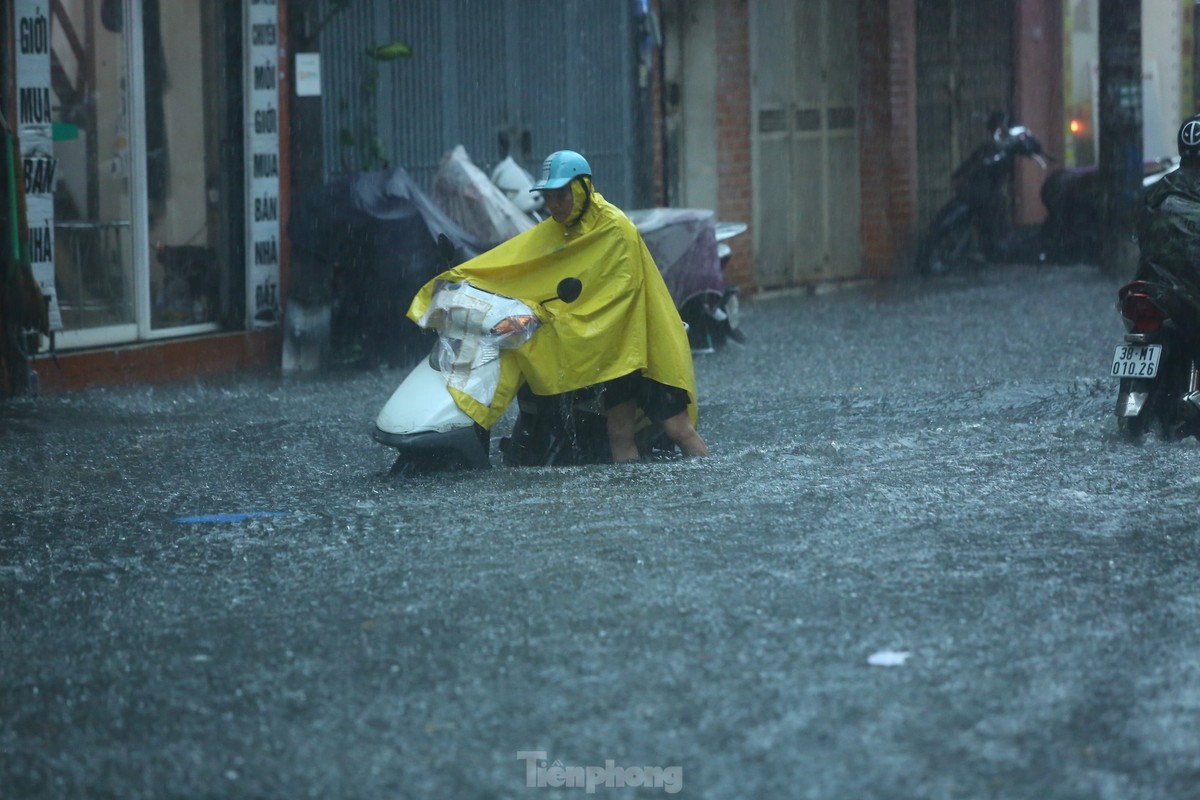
[{"xmin": 4, "ymin": 264, "xmax": 1200, "ymax": 799}]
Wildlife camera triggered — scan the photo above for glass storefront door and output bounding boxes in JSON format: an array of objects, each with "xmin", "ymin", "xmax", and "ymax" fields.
[
  {"xmin": 46, "ymin": 0, "xmax": 239, "ymax": 349},
  {"xmin": 48, "ymin": 0, "xmax": 138, "ymax": 342}
]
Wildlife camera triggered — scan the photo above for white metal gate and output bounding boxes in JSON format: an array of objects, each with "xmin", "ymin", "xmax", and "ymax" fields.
[
  {"xmin": 751, "ymin": 0, "xmax": 861, "ymax": 287},
  {"xmin": 317, "ymin": 0, "xmax": 637, "ymax": 206}
]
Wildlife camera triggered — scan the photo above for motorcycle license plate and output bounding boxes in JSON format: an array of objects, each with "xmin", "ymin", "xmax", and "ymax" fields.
[{"xmin": 1111, "ymin": 344, "xmax": 1162, "ymax": 378}]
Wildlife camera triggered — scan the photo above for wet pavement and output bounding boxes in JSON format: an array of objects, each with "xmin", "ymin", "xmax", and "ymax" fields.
[{"xmin": 4, "ymin": 263, "xmax": 1200, "ymax": 799}]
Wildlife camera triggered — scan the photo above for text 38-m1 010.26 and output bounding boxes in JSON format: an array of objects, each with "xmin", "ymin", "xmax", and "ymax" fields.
[{"xmin": 1111, "ymin": 345, "xmax": 1162, "ymax": 378}]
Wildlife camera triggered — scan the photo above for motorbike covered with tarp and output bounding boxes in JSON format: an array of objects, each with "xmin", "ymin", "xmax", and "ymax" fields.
[
  {"xmin": 626, "ymin": 207, "xmax": 744, "ymax": 351},
  {"xmin": 430, "ymin": 145, "xmax": 535, "ymax": 246},
  {"xmin": 286, "ymin": 167, "xmax": 488, "ymax": 367},
  {"xmin": 626, "ymin": 208, "xmax": 720, "ymax": 308}
]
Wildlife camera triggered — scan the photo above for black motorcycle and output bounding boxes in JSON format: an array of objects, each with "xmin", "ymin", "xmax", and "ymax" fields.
[
  {"xmin": 916, "ymin": 123, "xmax": 1049, "ymax": 276},
  {"xmin": 1111, "ymin": 278, "xmax": 1200, "ymax": 440},
  {"xmin": 1040, "ymin": 157, "xmax": 1181, "ymax": 265}
]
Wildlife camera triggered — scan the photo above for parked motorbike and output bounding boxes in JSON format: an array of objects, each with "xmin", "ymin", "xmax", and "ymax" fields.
[
  {"xmin": 712, "ymin": 221, "xmax": 750, "ymax": 346},
  {"xmin": 433, "ymin": 146, "xmax": 537, "ymax": 245},
  {"xmin": 1111, "ymin": 276, "xmax": 1200, "ymax": 440},
  {"xmin": 916, "ymin": 122, "xmax": 1050, "ymax": 275},
  {"xmin": 286, "ymin": 167, "xmax": 488, "ymax": 369},
  {"xmin": 1040, "ymin": 156, "xmax": 1181, "ymax": 265},
  {"xmin": 626, "ymin": 208, "xmax": 748, "ymax": 352}
]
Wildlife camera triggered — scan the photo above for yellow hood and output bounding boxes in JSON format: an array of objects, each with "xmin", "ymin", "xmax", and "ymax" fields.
[{"xmin": 408, "ymin": 190, "xmax": 697, "ymax": 429}]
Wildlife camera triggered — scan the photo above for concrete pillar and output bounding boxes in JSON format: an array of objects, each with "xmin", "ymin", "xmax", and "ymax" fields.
[{"xmin": 1098, "ymin": 0, "xmax": 1142, "ymax": 277}]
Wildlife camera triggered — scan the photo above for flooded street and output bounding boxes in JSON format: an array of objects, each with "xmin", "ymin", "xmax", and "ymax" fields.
[{"xmin": 5, "ymin": 264, "xmax": 1200, "ymax": 798}]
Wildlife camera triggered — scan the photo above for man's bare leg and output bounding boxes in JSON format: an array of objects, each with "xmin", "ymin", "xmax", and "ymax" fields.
[
  {"xmin": 606, "ymin": 400, "xmax": 641, "ymax": 462},
  {"xmin": 661, "ymin": 411, "xmax": 710, "ymax": 457}
]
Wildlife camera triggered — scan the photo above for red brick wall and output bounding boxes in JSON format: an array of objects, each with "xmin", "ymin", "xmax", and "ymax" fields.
[
  {"xmin": 715, "ymin": 0, "xmax": 754, "ymax": 291},
  {"xmin": 859, "ymin": 0, "xmax": 918, "ymax": 278}
]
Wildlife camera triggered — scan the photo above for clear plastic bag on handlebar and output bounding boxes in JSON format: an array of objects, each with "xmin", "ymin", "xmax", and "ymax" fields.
[{"xmin": 416, "ymin": 280, "xmax": 540, "ymax": 406}]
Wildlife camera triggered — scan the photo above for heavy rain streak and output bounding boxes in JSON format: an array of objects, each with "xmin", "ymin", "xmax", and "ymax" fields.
[{"xmin": 5, "ymin": 264, "xmax": 1200, "ymax": 798}]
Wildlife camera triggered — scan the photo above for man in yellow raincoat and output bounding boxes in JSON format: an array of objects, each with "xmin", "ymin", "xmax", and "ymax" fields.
[{"xmin": 407, "ymin": 149, "xmax": 708, "ymax": 462}]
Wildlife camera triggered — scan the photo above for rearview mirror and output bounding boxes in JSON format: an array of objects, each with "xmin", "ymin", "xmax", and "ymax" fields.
[{"xmin": 556, "ymin": 277, "xmax": 582, "ymax": 304}]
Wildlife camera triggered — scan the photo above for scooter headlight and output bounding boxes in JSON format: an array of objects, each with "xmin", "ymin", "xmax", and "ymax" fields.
[{"xmin": 490, "ymin": 315, "xmax": 538, "ymax": 336}]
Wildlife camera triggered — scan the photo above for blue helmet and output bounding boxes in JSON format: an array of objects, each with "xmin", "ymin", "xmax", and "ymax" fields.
[{"xmin": 530, "ymin": 150, "xmax": 592, "ymax": 191}]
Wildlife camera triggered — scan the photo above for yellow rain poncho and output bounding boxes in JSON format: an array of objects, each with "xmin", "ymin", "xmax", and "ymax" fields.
[{"xmin": 407, "ymin": 181, "xmax": 698, "ymax": 430}]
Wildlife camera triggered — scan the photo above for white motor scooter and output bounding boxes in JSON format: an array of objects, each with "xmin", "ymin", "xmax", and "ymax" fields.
[{"xmin": 372, "ymin": 272, "xmax": 582, "ymax": 474}]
